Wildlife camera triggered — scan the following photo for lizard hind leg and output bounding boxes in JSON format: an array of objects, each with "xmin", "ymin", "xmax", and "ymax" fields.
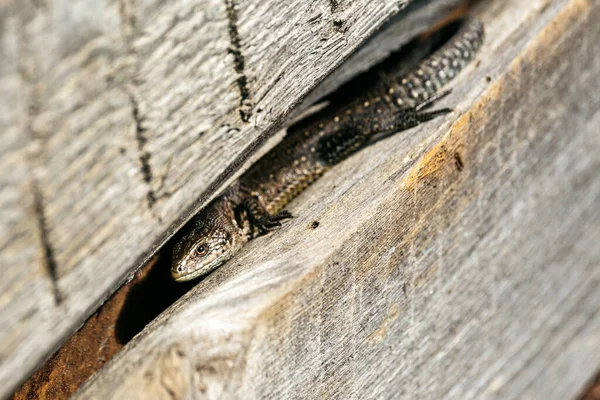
[
  {"xmin": 368, "ymin": 105, "xmax": 452, "ymax": 144},
  {"xmin": 367, "ymin": 88, "xmax": 455, "ymax": 144},
  {"xmin": 415, "ymin": 89, "xmax": 452, "ymax": 111}
]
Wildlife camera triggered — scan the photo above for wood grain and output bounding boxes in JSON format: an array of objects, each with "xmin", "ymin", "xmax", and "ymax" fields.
[
  {"xmin": 72, "ymin": 0, "xmax": 600, "ymax": 398},
  {"xmin": 0, "ymin": 0, "xmax": 468, "ymax": 396}
]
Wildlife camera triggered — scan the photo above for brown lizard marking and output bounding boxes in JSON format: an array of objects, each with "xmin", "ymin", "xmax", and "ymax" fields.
[{"xmin": 171, "ymin": 20, "xmax": 484, "ymax": 281}]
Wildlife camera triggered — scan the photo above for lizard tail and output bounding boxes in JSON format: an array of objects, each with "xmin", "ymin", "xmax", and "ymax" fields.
[{"xmin": 393, "ymin": 19, "xmax": 485, "ymax": 109}]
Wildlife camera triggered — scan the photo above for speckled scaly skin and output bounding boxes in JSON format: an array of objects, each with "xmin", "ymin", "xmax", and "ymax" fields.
[{"xmin": 171, "ymin": 20, "xmax": 484, "ymax": 281}]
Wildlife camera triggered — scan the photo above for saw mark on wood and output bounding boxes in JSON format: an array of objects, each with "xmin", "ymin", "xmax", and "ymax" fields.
[
  {"xmin": 32, "ymin": 180, "xmax": 62, "ymax": 304},
  {"xmin": 225, "ymin": 0, "xmax": 252, "ymax": 122}
]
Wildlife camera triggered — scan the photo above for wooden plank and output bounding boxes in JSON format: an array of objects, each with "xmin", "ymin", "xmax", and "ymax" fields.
[
  {"xmin": 73, "ymin": 0, "xmax": 600, "ymax": 398},
  {"xmin": 0, "ymin": 0, "xmax": 466, "ymax": 396}
]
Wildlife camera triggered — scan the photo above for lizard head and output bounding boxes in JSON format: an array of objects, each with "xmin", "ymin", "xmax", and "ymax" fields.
[{"xmin": 170, "ymin": 202, "xmax": 241, "ymax": 282}]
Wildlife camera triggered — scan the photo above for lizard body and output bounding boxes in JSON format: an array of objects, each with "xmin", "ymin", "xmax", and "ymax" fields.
[{"xmin": 171, "ymin": 20, "xmax": 484, "ymax": 281}]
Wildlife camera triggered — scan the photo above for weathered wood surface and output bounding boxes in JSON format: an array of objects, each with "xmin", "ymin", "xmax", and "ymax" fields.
[
  {"xmin": 71, "ymin": 0, "xmax": 600, "ymax": 398},
  {"xmin": 0, "ymin": 0, "xmax": 473, "ymax": 396}
]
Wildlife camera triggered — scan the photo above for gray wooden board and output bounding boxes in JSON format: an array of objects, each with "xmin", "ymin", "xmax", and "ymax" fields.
[
  {"xmin": 0, "ymin": 0, "xmax": 477, "ymax": 396},
  {"xmin": 73, "ymin": 0, "xmax": 600, "ymax": 398}
]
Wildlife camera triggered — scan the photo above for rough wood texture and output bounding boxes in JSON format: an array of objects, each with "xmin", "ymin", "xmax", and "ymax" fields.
[
  {"xmin": 71, "ymin": 0, "xmax": 600, "ymax": 398},
  {"xmin": 0, "ymin": 0, "xmax": 471, "ymax": 396}
]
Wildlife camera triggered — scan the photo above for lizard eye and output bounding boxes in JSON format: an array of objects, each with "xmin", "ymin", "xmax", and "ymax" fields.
[{"xmin": 195, "ymin": 243, "xmax": 208, "ymax": 256}]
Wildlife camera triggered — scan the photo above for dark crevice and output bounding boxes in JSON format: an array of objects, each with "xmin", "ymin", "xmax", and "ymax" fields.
[
  {"xmin": 32, "ymin": 180, "xmax": 62, "ymax": 305},
  {"xmin": 114, "ymin": 245, "xmax": 196, "ymax": 344},
  {"xmin": 224, "ymin": 0, "xmax": 252, "ymax": 122}
]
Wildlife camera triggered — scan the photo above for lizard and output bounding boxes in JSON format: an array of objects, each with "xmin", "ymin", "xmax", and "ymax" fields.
[{"xmin": 171, "ymin": 19, "xmax": 484, "ymax": 282}]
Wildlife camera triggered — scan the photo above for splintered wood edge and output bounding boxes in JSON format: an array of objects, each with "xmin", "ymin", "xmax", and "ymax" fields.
[{"xmin": 76, "ymin": 0, "xmax": 599, "ymax": 398}]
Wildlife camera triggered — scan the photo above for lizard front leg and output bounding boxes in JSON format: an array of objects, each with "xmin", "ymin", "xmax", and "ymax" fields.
[
  {"xmin": 315, "ymin": 91, "xmax": 453, "ymax": 165},
  {"xmin": 235, "ymin": 193, "xmax": 293, "ymax": 236}
]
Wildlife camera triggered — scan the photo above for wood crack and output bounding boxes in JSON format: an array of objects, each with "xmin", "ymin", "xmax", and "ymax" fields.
[
  {"xmin": 120, "ymin": 0, "xmax": 159, "ymax": 211},
  {"xmin": 129, "ymin": 93, "xmax": 157, "ymax": 209},
  {"xmin": 225, "ymin": 0, "xmax": 252, "ymax": 122},
  {"xmin": 32, "ymin": 180, "xmax": 62, "ymax": 305},
  {"xmin": 16, "ymin": 1, "xmax": 62, "ymax": 306}
]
